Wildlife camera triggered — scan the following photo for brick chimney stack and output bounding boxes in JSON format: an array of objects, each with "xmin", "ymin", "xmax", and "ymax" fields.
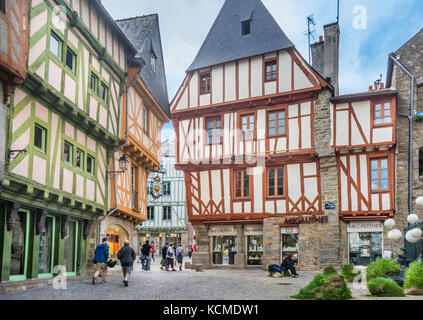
[{"xmin": 311, "ymin": 22, "xmax": 340, "ymax": 96}]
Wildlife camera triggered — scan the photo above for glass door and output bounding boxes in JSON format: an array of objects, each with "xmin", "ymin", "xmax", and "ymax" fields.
[
  {"xmin": 282, "ymin": 233, "xmax": 299, "ymax": 264},
  {"xmin": 10, "ymin": 210, "xmax": 30, "ymax": 281},
  {"xmin": 38, "ymin": 216, "xmax": 56, "ymax": 278},
  {"xmin": 64, "ymin": 220, "xmax": 79, "ymax": 276}
]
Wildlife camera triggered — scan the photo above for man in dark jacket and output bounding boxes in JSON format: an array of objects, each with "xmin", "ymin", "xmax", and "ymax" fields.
[
  {"xmin": 141, "ymin": 240, "xmax": 152, "ymax": 271},
  {"xmin": 281, "ymin": 254, "xmax": 299, "ymax": 278},
  {"xmin": 160, "ymin": 242, "xmax": 169, "ymax": 270},
  {"xmin": 92, "ymin": 238, "xmax": 110, "ymax": 285},
  {"xmin": 117, "ymin": 239, "xmax": 136, "ymax": 287}
]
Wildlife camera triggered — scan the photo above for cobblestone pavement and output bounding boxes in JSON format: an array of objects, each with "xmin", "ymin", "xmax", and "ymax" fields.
[{"xmin": 0, "ymin": 260, "xmax": 317, "ymax": 300}]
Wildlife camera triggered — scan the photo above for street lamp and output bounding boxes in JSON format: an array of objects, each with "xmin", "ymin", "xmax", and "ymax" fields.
[{"xmin": 107, "ymin": 154, "xmax": 129, "ymax": 176}]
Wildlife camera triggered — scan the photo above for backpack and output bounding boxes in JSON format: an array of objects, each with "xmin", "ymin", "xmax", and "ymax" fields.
[{"xmin": 141, "ymin": 245, "xmax": 150, "ymax": 256}]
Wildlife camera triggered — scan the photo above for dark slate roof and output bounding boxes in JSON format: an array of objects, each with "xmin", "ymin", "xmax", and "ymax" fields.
[
  {"xmin": 116, "ymin": 15, "xmax": 171, "ymax": 119},
  {"xmin": 186, "ymin": 0, "xmax": 294, "ymax": 72},
  {"xmin": 331, "ymin": 89, "xmax": 398, "ymax": 103}
]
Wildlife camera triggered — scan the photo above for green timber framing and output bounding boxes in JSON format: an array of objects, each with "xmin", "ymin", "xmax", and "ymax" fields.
[{"xmin": 0, "ymin": 0, "xmax": 140, "ymax": 283}]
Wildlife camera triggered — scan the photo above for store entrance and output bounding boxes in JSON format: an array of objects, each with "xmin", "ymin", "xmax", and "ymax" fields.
[
  {"xmin": 349, "ymin": 232, "xmax": 382, "ymax": 266},
  {"xmin": 106, "ymin": 226, "xmax": 129, "ymax": 259},
  {"xmin": 212, "ymin": 236, "xmax": 237, "ymax": 265}
]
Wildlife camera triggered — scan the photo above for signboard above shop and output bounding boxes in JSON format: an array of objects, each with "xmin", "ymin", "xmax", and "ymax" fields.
[
  {"xmin": 208, "ymin": 225, "xmax": 237, "ymax": 236},
  {"xmin": 347, "ymin": 221, "xmax": 383, "ymax": 233},
  {"xmin": 244, "ymin": 224, "xmax": 263, "ymax": 236}
]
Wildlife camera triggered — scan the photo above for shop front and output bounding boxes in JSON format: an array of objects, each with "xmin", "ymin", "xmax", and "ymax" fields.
[
  {"xmin": 209, "ymin": 225, "xmax": 238, "ymax": 266},
  {"xmin": 281, "ymin": 226, "xmax": 299, "ymax": 265},
  {"xmin": 347, "ymin": 221, "xmax": 383, "ymax": 266},
  {"xmin": 106, "ymin": 225, "xmax": 129, "ymax": 259},
  {"xmin": 245, "ymin": 225, "xmax": 264, "ymax": 266}
]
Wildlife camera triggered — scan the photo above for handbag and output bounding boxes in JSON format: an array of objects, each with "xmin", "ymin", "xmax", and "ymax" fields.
[{"xmin": 107, "ymin": 259, "xmax": 117, "ymax": 268}]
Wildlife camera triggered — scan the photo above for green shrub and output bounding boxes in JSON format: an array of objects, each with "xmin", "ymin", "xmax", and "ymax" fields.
[
  {"xmin": 366, "ymin": 258, "xmax": 401, "ymax": 281},
  {"xmin": 404, "ymin": 260, "xmax": 423, "ymax": 289},
  {"xmin": 367, "ymin": 277, "xmax": 405, "ymax": 297},
  {"xmin": 293, "ymin": 273, "xmax": 352, "ymax": 300},
  {"xmin": 322, "ymin": 285, "xmax": 353, "ymax": 300},
  {"xmin": 342, "ymin": 264, "xmax": 361, "ymax": 282},
  {"xmin": 323, "ymin": 264, "xmax": 338, "ymax": 275}
]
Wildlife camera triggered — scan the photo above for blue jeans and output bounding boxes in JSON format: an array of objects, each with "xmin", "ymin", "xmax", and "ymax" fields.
[
  {"xmin": 141, "ymin": 255, "xmax": 150, "ymax": 270},
  {"xmin": 177, "ymin": 255, "xmax": 183, "ymax": 265}
]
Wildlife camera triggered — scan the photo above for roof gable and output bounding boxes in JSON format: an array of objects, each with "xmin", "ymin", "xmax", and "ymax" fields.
[{"xmin": 186, "ymin": 0, "xmax": 294, "ymax": 72}]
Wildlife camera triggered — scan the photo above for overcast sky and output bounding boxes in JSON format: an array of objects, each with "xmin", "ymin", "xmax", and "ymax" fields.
[{"xmin": 102, "ymin": 0, "xmax": 423, "ymax": 141}]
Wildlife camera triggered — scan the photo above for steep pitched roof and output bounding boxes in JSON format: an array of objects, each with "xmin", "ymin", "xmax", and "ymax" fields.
[
  {"xmin": 116, "ymin": 15, "xmax": 170, "ymax": 119},
  {"xmin": 186, "ymin": 0, "xmax": 294, "ymax": 72}
]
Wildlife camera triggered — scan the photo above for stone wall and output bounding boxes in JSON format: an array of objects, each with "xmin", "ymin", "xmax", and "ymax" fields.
[
  {"xmin": 191, "ymin": 225, "xmax": 211, "ymax": 268},
  {"xmin": 262, "ymin": 217, "xmax": 283, "ymax": 267}
]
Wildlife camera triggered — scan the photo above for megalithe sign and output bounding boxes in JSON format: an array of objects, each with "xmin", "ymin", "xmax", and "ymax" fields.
[{"xmin": 284, "ymin": 216, "xmax": 329, "ymax": 225}]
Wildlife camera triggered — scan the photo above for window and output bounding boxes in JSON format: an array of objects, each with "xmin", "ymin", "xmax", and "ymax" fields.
[
  {"xmin": 242, "ymin": 20, "xmax": 251, "ymax": 35},
  {"xmin": 87, "ymin": 155, "xmax": 95, "ymax": 175},
  {"xmin": 417, "ymin": 85, "xmax": 423, "ymax": 114},
  {"xmin": 34, "ymin": 125, "xmax": 47, "ymax": 153},
  {"xmin": 268, "ymin": 167, "xmax": 284, "ymax": 197},
  {"xmin": 374, "ymin": 102, "xmax": 391, "ymax": 125},
  {"xmin": 100, "ymin": 82, "xmax": 108, "ymax": 102},
  {"xmin": 163, "ymin": 206, "xmax": 171, "ymax": 220},
  {"xmin": 90, "ymin": 73, "xmax": 98, "ymax": 95},
  {"xmin": 268, "ymin": 110, "xmax": 286, "ymax": 136},
  {"xmin": 50, "ymin": 33, "xmax": 62, "ymax": 60},
  {"xmin": 200, "ymin": 72, "xmax": 211, "ymax": 94},
  {"xmin": 143, "ymin": 107, "xmax": 148, "ymax": 135},
  {"xmin": 63, "ymin": 142, "xmax": 73, "ymax": 165},
  {"xmin": 163, "ymin": 181, "xmax": 171, "ymax": 196},
  {"xmin": 265, "ymin": 59, "xmax": 277, "ymax": 82},
  {"xmin": 76, "ymin": 149, "xmax": 84, "ymax": 171},
  {"xmin": 234, "ymin": 169, "xmax": 250, "ymax": 198},
  {"xmin": 207, "ymin": 117, "xmax": 222, "ymax": 145},
  {"xmin": 371, "ymin": 158, "xmax": 389, "ymax": 191},
  {"xmin": 0, "ymin": 0, "xmax": 6, "ymax": 14},
  {"xmin": 241, "ymin": 114, "xmax": 255, "ymax": 140},
  {"xmin": 66, "ymin": 48, "xmax": 76, "ymax": 73},
  {"xmin": 147, "ymin": 207, "xmax": 154, "ymax": 220}
]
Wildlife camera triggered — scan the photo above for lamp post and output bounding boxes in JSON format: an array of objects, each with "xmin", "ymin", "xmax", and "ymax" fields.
[{"xmin": 107, "ymin": 154, "xmax": 129, "ymax": 177}]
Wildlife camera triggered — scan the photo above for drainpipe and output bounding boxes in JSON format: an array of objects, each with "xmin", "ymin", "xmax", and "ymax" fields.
[
  {"xmin": 389, "ymin": 53, "xmax": 415, "ymax": 217},
  {"xmin": 98, "ymin": 74, "xmax": 141, "ymax": 242}
]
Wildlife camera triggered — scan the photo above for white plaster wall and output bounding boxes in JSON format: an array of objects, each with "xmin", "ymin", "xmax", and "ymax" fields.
[
  {"xmin": 250, "ymin": 56, "xmax": 262, "ymax": 97},
  {"xmin": 212, "ymin": 65, "xmax": 223, "ymax": 104},
  {"xmin": 279, "ymin": 50, "xmax": 291, "ymax": 93},
  {"xmin": 238, "ymin": 59, "xmax": 249, "ymax": 100},
  {"xmin": 224, "ymin": 62, "xmax": 236, "ymax": 102}
]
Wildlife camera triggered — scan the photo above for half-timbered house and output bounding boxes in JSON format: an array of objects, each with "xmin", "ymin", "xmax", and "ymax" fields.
[
  {"xmin": 103, "ymin": 15, "xmax": 170, "ymax": 256},
  {"xmin": 171, "ymin": 0, "xmax": 342, "ymax": 270},
  {"xmin": 0, "ymin": 0, "xmax": 139, "ymax": 283}
]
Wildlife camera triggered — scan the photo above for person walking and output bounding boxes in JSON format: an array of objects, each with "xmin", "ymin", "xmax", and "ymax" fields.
[
  {"xmin": 117, "ymin": 239, "xmax": 136, "ymax": 287},
  {"xmin": 141, "ymin": 240, "xmax": 152, "ymax": 271},
  {"xmin": 160, "ymin": 242, "xmax": 168, "ymax": 271},
  {"xmin": 176, "ymin": 243, "xmax": 184, "ymax": 271},
  {"xmin": 150, "ymin": 241, "xmax": 155, "ymax": 262},
  {"xmin": 166, "ymin": 243, "xmax": 176, "ymax": 271},
  {"xmin": 187, "ymin": 244, "xmax": 193, "ymax": 260},
  {"xmin": 92, "ymin": 238, "xmax": 110, "ymax": 285}
]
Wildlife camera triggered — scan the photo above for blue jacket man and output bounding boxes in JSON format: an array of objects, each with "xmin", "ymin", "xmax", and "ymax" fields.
[{"xmin": 92, "ymin": 238, "xmax": 110, "ymax": 285}]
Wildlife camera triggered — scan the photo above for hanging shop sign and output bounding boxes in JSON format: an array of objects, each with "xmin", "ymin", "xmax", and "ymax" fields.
[
  {"xmin": 347, "ymin": 222, "xmax": 383, "ymax": 233},
  {"xmin": 283, "ymin": 215, "xmax": 329, "ymax": 225},
  {"xmin": 208, "ymin": 225, "xmax": 237, "ymax": 236},
  {"xmin": 244, "ymin": 224, "xmax": 263, "ymax": 236}
]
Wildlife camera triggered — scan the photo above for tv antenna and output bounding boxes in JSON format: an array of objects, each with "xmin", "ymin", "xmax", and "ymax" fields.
[{"xmin": 304, "ymin": 15, "xmax": 317, "ymax": 64}]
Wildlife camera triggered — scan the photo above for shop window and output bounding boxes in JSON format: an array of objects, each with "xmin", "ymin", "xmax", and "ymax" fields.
[
  {"xmin": 206, "ymin": 117, "xmax": 222, "ymax": 145},
  {"xmin": 66, "ymin": 48, "xmax": 76, "ymax": 73},
  {"xmin": 10, "ymin": 210, "xmax": 30, "ymax": 280},
  {"xmin": 247, "ymin": 236, "xmax": 263, "ymax": 265},
  {"xmin": 281, "ymin": 233, "xmax": 298, "ymax": 262},
  {"xmin": 418, "ymin": 85, "xmax": 423, "ymax": 114},
  {"xmin": 349, "ymin": 232, "xmax": 382, "ymax": 266},
  {"xmin": 76, "ymin": 149, "xmax": 84, "ymax": 171},
  {"xmin": 163, "ymin": 206, "xmax": 172, "ymax": 220},
  {"xmin": 234, "ymin": 169, "xmax": 250, "ymax": 198},
  {"xmin": 63, "ymin": 141, "xmax": 73, "ymax": 165},
  {"xmin": 374, "ymin": 102, "xmax": 391, "ymax": 125},
  {"xmin": 268, "ymin": 110, "xmax": 285, "ymax": 136},
  {"xmin": 38, "ymin": 216, "xmax": 55, "ymax": 276},
  {"xmin": 200, "ymin": 72, "xmax": 211, "ymax": 94},
  {"xmin": 100, "ymin": 82, "xmax": 108, "ymax": 102},
  {"xmin": 370, "ymin": 158, "xmax": 389, "ymax": 191},
  {"xmin": 242, "ymin": 20, "xmax": 251, "ymax": 36},
  {"xmin": 268, "ymin": 167, "xmax": 284, "ymax": 197},
  {"xmin": 87, "ymin": 155, "xmax": 95, "ymax": 175},
  {"xmin": 147, "ymin": 206, "xmax": 154, "ymax": 220},
  {"xmin": 264, "ymin": 59, "xmax": 277, "ymax": 82},
  {"xmin": 90, "ymin": 73, "xmax": 98, "ymax": 95},
  {"xmin": 0, "ymin": 0, "xmax": 6, "ymax": 14},
  {"xmin": 212, "ymin": 236, "xmax": 237, "ymax": 265},
  {"xmin": 241, "ymin": 114, "xmax": 255, "ymax": 141},
  {"xmin": 143, "ymin": 107, "xmax": 148, "ymax": 135},
  {"xmin": 50, "ymin": 32, "xmax": 62, "ymax": 60},
  {"xmin": 34, "ymin": 124, "xmax": 47, "ymax": 153},
  {"xmin": 63, "ymin": 220, "xmax": 78, "ymax": 275},
  {"xmin": 163, "ymin": 181, "xmax": 171, "ymax": 196}
]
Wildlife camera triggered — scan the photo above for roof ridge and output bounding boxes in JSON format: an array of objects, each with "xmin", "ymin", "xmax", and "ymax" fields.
[{"xmin": 115, "ymin": 14, "xmax": 158, "ymax": 22}]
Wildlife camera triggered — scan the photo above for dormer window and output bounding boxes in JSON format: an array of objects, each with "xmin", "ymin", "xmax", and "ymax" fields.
[
  {"xmin": 151, "ymin": 52, "xmax": 157, "ymax": 73},
  {"xmin": 200, "ymin": 72, "xmax": 211, "ymax": 94},
  {"xmin": 0, "ymin": 0, "xmax": 6, "ymax": 14},
  {"xmin": 242, "ymin": 20, "xmax": 251, "ymax": 36}
]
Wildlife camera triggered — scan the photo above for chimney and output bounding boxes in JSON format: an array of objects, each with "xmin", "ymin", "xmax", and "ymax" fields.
[{"xmin": 311, "ymin": 22, "xmax": 340, "ymax": 96}]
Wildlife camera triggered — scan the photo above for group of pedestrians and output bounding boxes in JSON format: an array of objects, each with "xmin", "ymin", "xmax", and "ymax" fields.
[{"xmin": 92, "ymin": 238, "xmax": 194, "ymax": 287}]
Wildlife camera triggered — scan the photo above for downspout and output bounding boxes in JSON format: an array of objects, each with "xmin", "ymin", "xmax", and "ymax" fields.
[
  {"xmin": 98, "ymin": 74, "xmax": 141, "ymax": 242},
  {"xmin": 389, "ymin": 53, "xmax": 415, "ymax": 217}
]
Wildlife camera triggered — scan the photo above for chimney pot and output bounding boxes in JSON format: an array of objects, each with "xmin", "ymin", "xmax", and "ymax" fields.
[
  {"xmin": 369, "ymin": 86, "xmax": 373, "ymax": 92},
  {"xmin": 319, "ymin": 35, "xmax": 323, "ymax": 42},
  {"xmin": 374, "ymin": 81, "xmax": 378, "ymax": 90},
  {"xmin": 380, "ymin": 83, "xmax": 385, "ymax": 89}
]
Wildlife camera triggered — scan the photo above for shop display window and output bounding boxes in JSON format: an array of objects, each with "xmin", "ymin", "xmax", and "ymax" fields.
[
  {"xmin": 281, "ymin": 233, "xmax": 298, "ymax": 263},
  {"xmin": 212, "ymin": 236, "xmax": 237, "ymax": 265},
  {"xmin": 38, "ymin": 216, "xmax": 55, "ymax": 276},
  {"xmin": 247, "ymin": 236, "xmax": 263, "ymax": 265},
  {"xmin": 10, "ymin": 211, "xmax": 30, "ymax": 280},
  {"xmin": 64, "ymin": 221, "xmax": 78, "ymax": 274},
  {"xmin": 349, "ymin": 232, "xmax": 382, "ymax": 266}
]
